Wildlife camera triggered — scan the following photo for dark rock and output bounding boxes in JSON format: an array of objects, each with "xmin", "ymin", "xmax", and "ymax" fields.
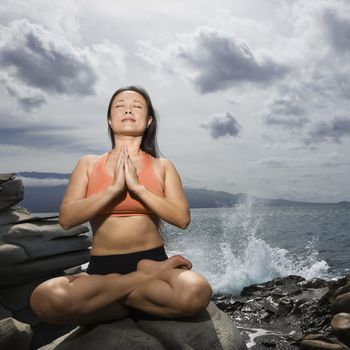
[
  {"xmin": 300, "ymin": 333, "xmax": 348, "ymax": 349},
  {"xmin": 0, "ymin": 206, "xmax": 33, "ymax": 225},
  {"xmin": 333, "ymin": 292, "xmax": 350, "ymax": 314},
  {"xmin": 0, "ymin": 317, "xmax": 32, "ymax": 350},
  {"xmin": 0, "ymin": 178, "xmax": 24, "ymax": 211},
  {"xmin": 331, "ymin": 313, "xmax": 350, "ymax": 346},
  {"xmin": 212, "ymin": 274, "xmax": 350, "ymax": 349}
]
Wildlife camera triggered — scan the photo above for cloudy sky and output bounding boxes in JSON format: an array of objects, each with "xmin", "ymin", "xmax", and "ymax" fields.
[{"xmin": 1, "ymin": 0, "xmax": 350, "ymax": 202}]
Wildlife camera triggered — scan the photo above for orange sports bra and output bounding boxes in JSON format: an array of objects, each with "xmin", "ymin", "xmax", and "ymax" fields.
[{"xmin": 86, "ymin": 151, "xmax": 165, "ymax": 216}]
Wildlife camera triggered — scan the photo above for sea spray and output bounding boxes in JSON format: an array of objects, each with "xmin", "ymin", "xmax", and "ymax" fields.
[
  {"xmin": 209, "ymin": 200, "xmax": 329, "ymax": 294},
  {"xmin": 166, "ymin": 199, "xmax": 330, "ymax": 295}
]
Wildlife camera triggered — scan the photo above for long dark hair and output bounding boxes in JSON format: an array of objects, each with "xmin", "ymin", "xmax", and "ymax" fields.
[{"xmin": 107, "ymin": 85, "xmax": 162, "ymax": 158}]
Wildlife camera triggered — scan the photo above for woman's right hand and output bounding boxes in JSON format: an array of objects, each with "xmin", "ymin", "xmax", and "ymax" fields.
[{"xmin": 109, "ymin": 147, "xmax": 126, "ymax": 195}]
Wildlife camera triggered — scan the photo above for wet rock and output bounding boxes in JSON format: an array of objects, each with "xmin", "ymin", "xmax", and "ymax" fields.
[
  {"xmin": 299, "ymin": 334, "xmax": 348, "ymax": 349},
  {"xmin": 333, "ymin": 292, "xmax": 350, "ymax": 314},
  {"xmin": 212, "ymin": 275, "xmax": 350, "ymax": 349},
  {"xmin": 331, "ymin": 313, "xmax": 350, "ymax": 346}
]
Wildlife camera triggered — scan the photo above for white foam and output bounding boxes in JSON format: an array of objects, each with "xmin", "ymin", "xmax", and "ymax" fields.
[
  {"xmin": 241, "ymin": 327, "xmax": 284, "ymax": 348},
  {"xmin": 177, "ymin": 200, "xmax": 330, "ymax": 295}
]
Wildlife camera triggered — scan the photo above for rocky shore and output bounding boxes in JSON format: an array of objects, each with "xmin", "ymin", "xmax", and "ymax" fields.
[{"xmin": 213, "ymin": 275, "xmax": 350, "ymax": 349}]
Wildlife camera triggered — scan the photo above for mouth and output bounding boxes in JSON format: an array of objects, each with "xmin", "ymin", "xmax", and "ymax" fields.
[{"xmin": 122, "ymin": 118, "xmax": 135, "ymax": 122}]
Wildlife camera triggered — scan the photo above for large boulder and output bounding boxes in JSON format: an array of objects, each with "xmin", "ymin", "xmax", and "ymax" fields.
[{"xmin": 37, "ymin": 301, "xmax": 247, "ymax": 350}]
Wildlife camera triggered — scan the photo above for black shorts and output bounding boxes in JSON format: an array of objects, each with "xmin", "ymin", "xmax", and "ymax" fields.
[{"xmin": 86, "ymin": 245, "xmax": 168, "ymax": 275}]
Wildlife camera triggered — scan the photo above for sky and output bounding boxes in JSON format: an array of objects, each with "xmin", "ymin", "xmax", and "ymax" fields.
[{"xmin": 1, "ymin": 0, "xmax": 350, "ymax": 202}]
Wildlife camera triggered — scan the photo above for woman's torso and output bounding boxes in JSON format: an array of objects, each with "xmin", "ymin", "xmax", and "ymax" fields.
[{"xmin": 86, "ymin": 151, "xmax": 166, "ymax": 255}]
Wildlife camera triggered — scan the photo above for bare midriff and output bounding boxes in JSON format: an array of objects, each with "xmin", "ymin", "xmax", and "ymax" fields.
[{"xmin": 89, "ymin": 214, "xmax": 165, "ymax": 255}]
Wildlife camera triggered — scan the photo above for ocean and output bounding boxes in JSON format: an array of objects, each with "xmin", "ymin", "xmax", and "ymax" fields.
[{"xmin": 34, "ymin": 201, "xmax": 350, "ymax": 296}]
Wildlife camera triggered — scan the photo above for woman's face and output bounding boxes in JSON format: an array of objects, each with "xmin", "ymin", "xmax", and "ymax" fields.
[{"xmin": 108, "ymin": 90, "xmax": 152, "ymax": 136}]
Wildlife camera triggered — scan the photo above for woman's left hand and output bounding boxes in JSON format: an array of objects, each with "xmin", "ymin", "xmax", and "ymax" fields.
[{"xmin": 124, "ymin": 147, "xmax": 144, "ymax": 194}]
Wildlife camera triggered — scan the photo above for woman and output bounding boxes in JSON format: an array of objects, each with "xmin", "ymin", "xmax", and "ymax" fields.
[{"xmin": 30, "ymin": 86, "xmax": 213, "ymax": 325}]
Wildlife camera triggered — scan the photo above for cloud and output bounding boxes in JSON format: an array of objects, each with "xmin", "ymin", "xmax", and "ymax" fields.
[
  {"xmin": 0, "ymin": 122, "xmax": 103, "ymax": 154},
  {"xmin": 248, "ymin": 157, "xmax": 291, "ymax": 168},
  {"xmin": 176, "ymin": 27, "xmax": 289, "ymax": 93},
  {"xmin": 0, "ymin": 124, "xmax": 74, "ymax": 147},
  {"xmin": 322, "ymin": 7, "xmax": 350, "ymax": 53},
  {"xmin": 136, "ymin": 26, "xmax": 289, "ymax": 94},
  {"xmin": 304, "ymin": 117, "xmax": 350, "ymax": 144},
  {"xmin": 3, "ymin": 77, "xmax": 47, "ymax": 111},
  {"xmin": 0, "ymin": 18, "xmax": 98, "ymax": 107},
  {"xmin": 263, "ymin": 96, "xmax": 310, "ymax": 129},
  {"xmin": 200, "ymin": 111, "xmax": 242, "ymax": 139},
  {"xmin": 248, "ymin": 153, "xmax": 350, "ymax": 168}
]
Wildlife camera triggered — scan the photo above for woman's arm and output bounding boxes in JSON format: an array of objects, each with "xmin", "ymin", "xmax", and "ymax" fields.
[
  {"xmin": 132, "ymin": 159, "xmax": 191, "ymax": 229},
  {"xmin": 59, "ymin": 156, "xmax": 122, "ymax": 230}
]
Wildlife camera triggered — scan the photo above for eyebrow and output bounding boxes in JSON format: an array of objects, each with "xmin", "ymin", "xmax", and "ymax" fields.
[{"xmin": 115, "ymin": 100, "xmax": 144, "ymax": 103}]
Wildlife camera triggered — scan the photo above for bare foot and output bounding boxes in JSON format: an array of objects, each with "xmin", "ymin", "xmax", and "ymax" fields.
[{"xmin": 136, "ymin": 255, "xmax": 192, "ymax": 276}]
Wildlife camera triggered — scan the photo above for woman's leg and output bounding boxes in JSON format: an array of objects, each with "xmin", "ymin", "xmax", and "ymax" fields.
[
  {"xmin": 30, "ymin": 255, "xmax": 192, "ymax": 325},
  {"xmin": 120, "ymin": 259, "xmax": 213, "ymax": 318}
]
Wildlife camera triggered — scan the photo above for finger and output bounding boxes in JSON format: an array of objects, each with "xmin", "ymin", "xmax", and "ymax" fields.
[{"xmin": 117, "ymin": 151, "xmax": 124, "ymax": 169}]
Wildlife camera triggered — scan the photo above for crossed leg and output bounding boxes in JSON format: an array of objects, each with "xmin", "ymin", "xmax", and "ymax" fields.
[
  {"xmin": 30, "ymin": 255, "xmax": 212, "ymax": 325},
  {"xmin": 119, "ymin": 258, "xmax": 212, "ymax": 318}
]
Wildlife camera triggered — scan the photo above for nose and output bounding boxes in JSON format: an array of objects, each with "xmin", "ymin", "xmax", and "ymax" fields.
[{"xmin": 125, "ymin": 104, "xmax": 132, "ymax": 114}]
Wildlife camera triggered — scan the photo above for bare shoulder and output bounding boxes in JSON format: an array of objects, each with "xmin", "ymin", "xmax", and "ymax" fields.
[
  {"xmin": 78, "ymin": 154, "xmax": 100, "ymax": 177},
  {"xmin": 61, "ymin": 154, "xmax": 100, "ymax": 205},
  {"xmin": 154, "ymin": 157, "xmax": 182, "ymax": 182},
  {"xmin": 150, "ymin": 156, "xmax": 176, "ymax": 175}
]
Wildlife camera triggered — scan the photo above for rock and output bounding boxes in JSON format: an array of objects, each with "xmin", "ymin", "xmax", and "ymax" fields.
[
  {"xmin": 335, "ymin": 284, "xmax": 350, "ymax": 298},
  {"xmin": 299, "ymin": 334, "xmax": 348, "ymax": 349},
  {"xmin": 333, "ymin": 292, "xmax": 350, "ymax": 314},
  {"xmin": 0, "ymin": 178, "xmax": 23, "ymax": 211},
  {"xmin": 37, "ymin": 302, "xmax": 247, "ymax": 350},
  {"xmin": 135, "ymin": 301, "xmax": 247, "ymax": 349},
  {"xmin": 31, "ymin": 322, "xmax": 76, "ymax": 350},
  {"xmin": 0, "ymin": 206, "xmax": 33, "ymax": 225},
  {"xmin": 212, "ymin": 275, "xmax": 350, "ymax": 348},
  {"xmin": 0, "ymin": 220, "xmax": 91, "ymax": 285},
  {"xmin": 0, "ymin": 279, "xmax": 48, "ymax": 312},
  {"xmin": 37, "ymin": 318, "xmax": 166, "ymax": 350},
  {"xmin": 0, "ymin": 173, "xmax": 16, "ymax": 185},
  {"xmin": 0, "ymin": 250, "xmax": 91, "ymax": 286},
  {"xmin": 0, "ymin": 173, "xmax": 95, "ymax": 349},
  {"xmin": 0, "ymin": 303, "xmax": 13, "ymax": 319},
  {"xmin": 0, "ymin": 243, "xmax": 28, "ymax": 265},
  {"xmin": 331, "ymin": 313, "xmax": 350, "ymax": 346},
  {"xmin": 0, "ymin": 317, "xmax": 32, "ymax": 350},
  {"xmin": 1, "ymin": 227, "xmax": 91, "ymax": 261},
  {"xmin": 0, "ymin": 220, "xmax": 89, "ymax": 240}
]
